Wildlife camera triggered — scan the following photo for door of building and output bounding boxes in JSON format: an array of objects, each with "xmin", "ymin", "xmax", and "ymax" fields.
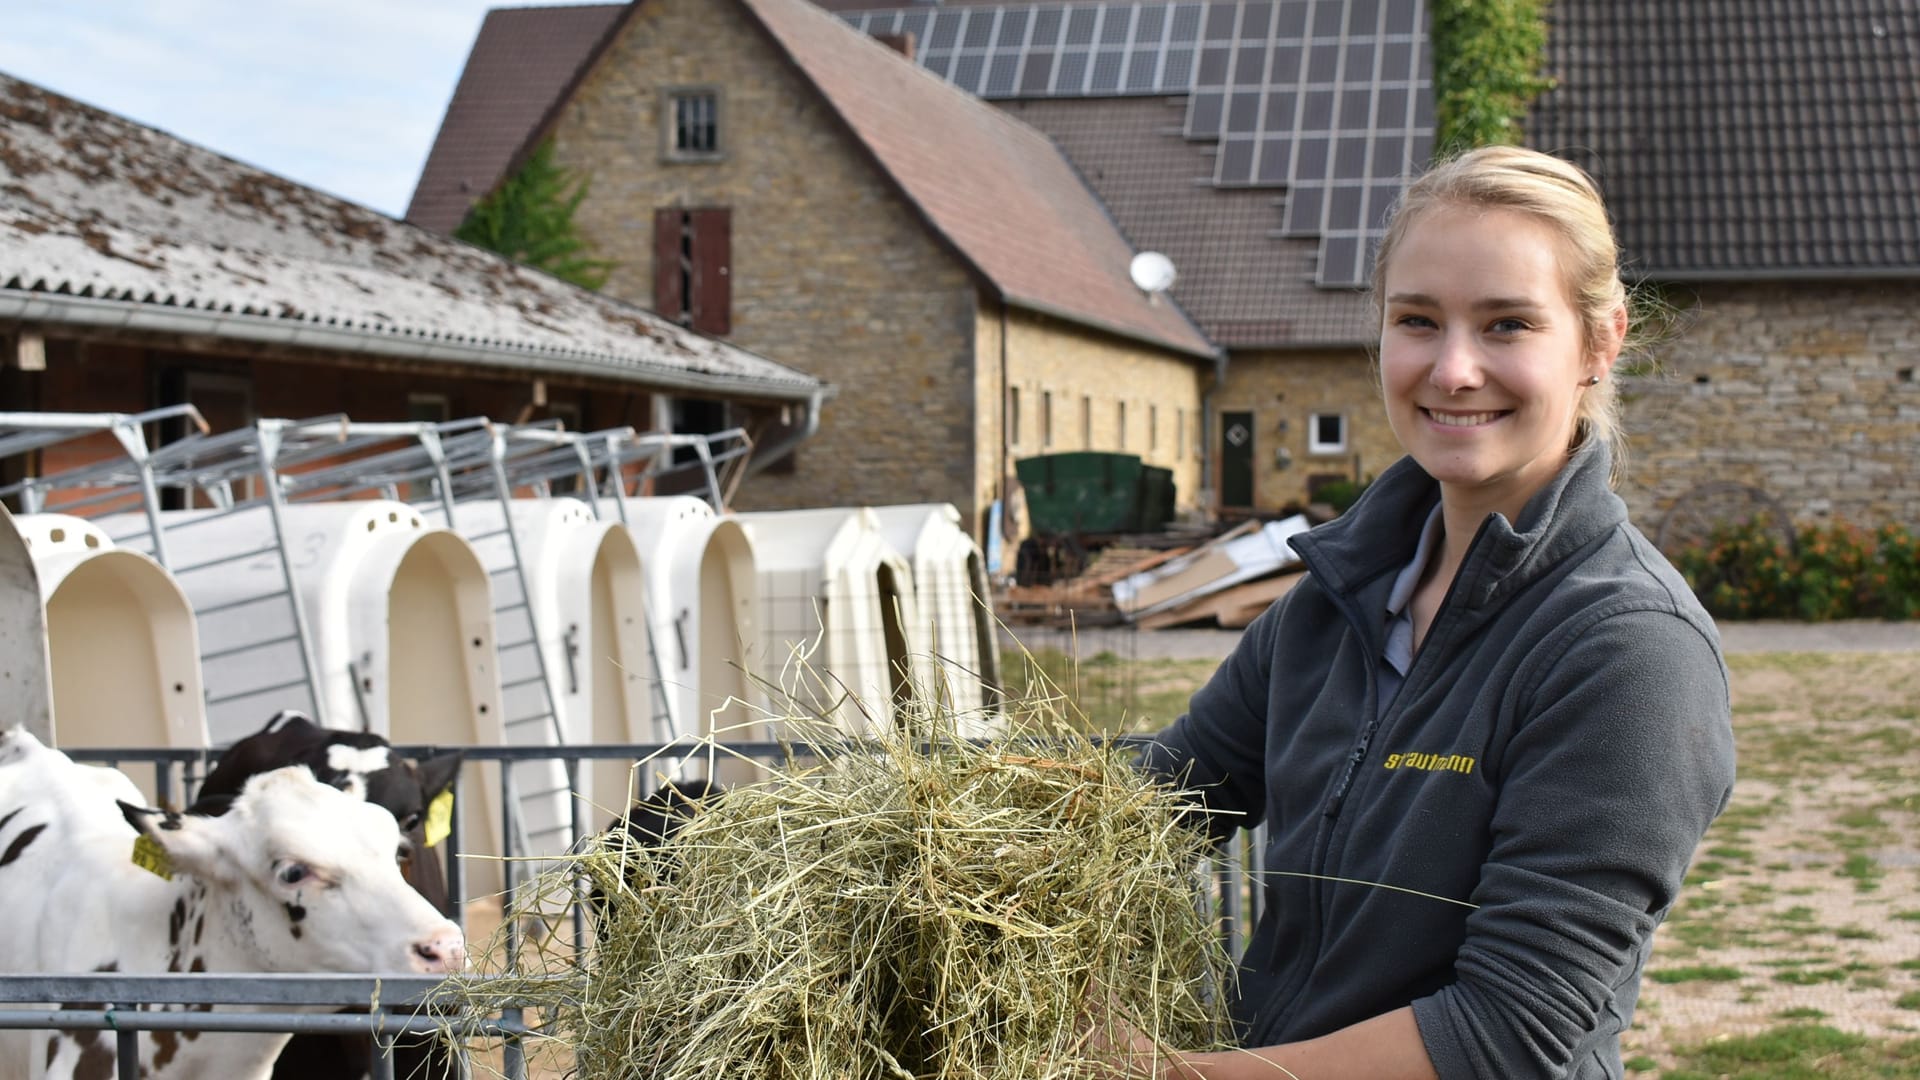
[{"xmin": 1220, "ymin": 410, "xmax": 1255, "ymax": 509}]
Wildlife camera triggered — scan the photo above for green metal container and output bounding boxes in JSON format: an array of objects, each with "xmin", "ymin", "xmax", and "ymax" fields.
[{"xmin": 1015, "ymin": 452, "xmax": 1175, "ymax": 535}]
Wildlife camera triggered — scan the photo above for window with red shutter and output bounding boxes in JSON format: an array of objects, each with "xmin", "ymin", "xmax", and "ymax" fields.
[{"xmin": 652, "ymin": 207, "xmax": 731, "ymax": 336}]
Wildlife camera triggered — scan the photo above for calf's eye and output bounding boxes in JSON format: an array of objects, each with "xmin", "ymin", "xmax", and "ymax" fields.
[{"xmin": 277, "ymin": 863, "xmax": 311, "ymax": 886}]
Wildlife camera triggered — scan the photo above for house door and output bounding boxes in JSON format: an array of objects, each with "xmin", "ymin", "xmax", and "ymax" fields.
[{"xmin": 1220, "ymin": 411, "xmax": 1255, "ymax": 509}]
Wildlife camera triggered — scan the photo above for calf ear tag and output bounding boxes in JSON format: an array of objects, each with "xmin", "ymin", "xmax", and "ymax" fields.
[
  {"xmin": 424, "ymin": 790, "xmax": 454, "ymax": 849},
  {"xmin": 131, "ymin": 835, "xmax": 174, "ymax": 880}
]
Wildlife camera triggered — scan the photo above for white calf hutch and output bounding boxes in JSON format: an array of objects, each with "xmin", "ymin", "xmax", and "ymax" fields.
[
  {"xmin": 870, "ymin": 503, "xmax": 1003, "ymax": 729},
  {"xmin": 621, "ymin": 496, "xmax": 765, "ymax": 784},
  {"xmin": 11, "ymin": 514, "xmax": 208, "ymax": 806},
  {"xmin": 735, "ymin": 507, "xmax": 931, "ymax": 735},
  {"xmin": 456, "ymin": 497, "xmax": 664, "ymax": 840}
]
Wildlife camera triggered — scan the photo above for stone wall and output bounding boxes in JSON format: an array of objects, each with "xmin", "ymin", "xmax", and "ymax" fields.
[
  {"xmin": 546, "ymin": 0, "xmax": 983, "ymax": 518},
  {"xmin": 980, "ymin": 303, "xmax": 1211, "ymax": 534},
  {"xmin": 1619, "ymin": 280, "xmax": 1920, "ymax": 533},
  {"xmin": 1213, "ymin": 347, "xmax": 1399, "ymax": 511}
]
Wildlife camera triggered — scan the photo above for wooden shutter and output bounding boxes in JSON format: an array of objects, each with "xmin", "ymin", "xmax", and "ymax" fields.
[
  {"xmin": 689, "ymin": 208, "xmax": 731, "ymax": 336},
  {"xmin": 653, "ymin": 208, "xmax": 685, "ymax": 322}
]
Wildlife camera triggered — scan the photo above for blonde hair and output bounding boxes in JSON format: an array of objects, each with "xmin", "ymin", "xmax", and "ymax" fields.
[{"xmin": 1372, "ymin": 145, "xmax": 1630, "ymax": 482}]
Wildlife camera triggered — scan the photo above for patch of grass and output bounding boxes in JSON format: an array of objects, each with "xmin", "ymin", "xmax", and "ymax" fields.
[
  {"xmin": 1836, "ymin": 926, "xmax": 1882, "ymax": 941},
  {"xmin": 1897, "ymin": 992, "xmax": 1920, "ymax": 1012},
  {"xmin": 1705, "ymin": 844, "xmax": 1755, "ymax": 862},
  {"xmin": 1648, "ymin": 965, "xmax": 1744, "ymax": 984},
  {"xmin": 1772, "ymin": 967, "xmax": 1850, "ymax": 986},
  {"xmin": 1892, "ymin": 910, "xmax": 1920, "ymax": 923},
  {"xmin": 1776, "ymin": 1007, "xmax": 1829, "ymax": 1020},
  {"xmin": 1839, "ymin": 852, "xmax": 1884, "ymax": 892},
  {"xmin": 1623, "ymin": 1054, "xmax": 1657, "ymax": 1072},
  {"xmin": 1661, "ymin": 1024, "xmax": 1920, "ymax": 1080}
]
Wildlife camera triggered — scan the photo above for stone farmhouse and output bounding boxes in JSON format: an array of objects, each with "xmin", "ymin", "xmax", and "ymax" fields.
[
  {"xmin": 0, "ymin": 71, "xmax": 825, "ymax": 486},
  {"xmin": 413, "ymin": 0, "xmax": 1920, "ymax": 540},
  {"xmin": 406, "ymin": 0, "xmax": 1220, "ymax": 543}
]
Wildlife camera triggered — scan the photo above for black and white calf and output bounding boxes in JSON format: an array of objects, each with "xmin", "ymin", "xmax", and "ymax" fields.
[
  {"xmin": 0, "ymin": 726, "xmax": 465, "ymax": 1080},
  {"xmin": 191, "ymin": 711, "xmax": 464, "ymax": 917},
  {"xmin": 188, "ymin": 711, "xmax": 466, "ymax": 1080}
]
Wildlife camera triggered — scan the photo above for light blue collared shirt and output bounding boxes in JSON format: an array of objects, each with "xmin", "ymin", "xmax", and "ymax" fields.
[{"xmin": 1379, "ymin": 503, "xmax": 1445, "ymax": 719}]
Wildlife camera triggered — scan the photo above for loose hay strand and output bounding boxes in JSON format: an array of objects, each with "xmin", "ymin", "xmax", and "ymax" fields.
[{"xmin": 438, "ymin": 692, "xmax": 1238, "ymax": 1080}]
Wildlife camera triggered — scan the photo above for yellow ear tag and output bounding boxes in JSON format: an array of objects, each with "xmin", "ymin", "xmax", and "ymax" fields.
[
  {"xmin": 131, "ymin": 834, "xmax": 174, "ymax": 880},
  {"xmin": 424, "ymin": 791, "xmax": 454, "ymax": 849}
]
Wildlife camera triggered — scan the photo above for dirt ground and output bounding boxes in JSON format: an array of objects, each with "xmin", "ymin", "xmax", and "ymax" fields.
[{"xmin": 1622, "ymin": 649, "xmax": 1920, "ymax": 1067}]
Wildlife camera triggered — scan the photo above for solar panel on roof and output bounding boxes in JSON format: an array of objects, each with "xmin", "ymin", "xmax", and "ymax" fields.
[{"xmin": 841, "ymin": 0, "xmax": 1437, "ymax": 290}]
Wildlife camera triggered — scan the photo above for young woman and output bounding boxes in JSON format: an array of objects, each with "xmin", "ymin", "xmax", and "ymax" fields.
[{"xmin": 1125, "ymin": 146, "xmax": 1737, "ymax": 1079}]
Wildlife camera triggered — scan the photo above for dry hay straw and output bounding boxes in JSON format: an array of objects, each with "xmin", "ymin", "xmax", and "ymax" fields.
[{"xmin": 441, "ymin": 704, "xmax": 1236, "ymax": 1079}]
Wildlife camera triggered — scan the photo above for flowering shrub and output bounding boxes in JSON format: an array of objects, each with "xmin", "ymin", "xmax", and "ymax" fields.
[{"xmin": 1669, "ymin": 516, "xmax": 1920, "ymax": 621}]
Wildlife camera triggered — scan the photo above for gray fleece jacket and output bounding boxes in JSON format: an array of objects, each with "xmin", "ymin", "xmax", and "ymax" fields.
[{"xmin": 1144, "ymin": 443, "xmax": 1736, "ymax": 1079}]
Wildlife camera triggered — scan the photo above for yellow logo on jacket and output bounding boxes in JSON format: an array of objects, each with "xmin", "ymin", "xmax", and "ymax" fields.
[{"xmin": 1382, "ymin": 751, "xmax": 1477, "ymax": 775}]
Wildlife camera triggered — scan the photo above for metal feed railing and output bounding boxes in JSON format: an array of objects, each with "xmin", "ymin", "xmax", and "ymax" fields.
[{"xmin": 0, "ymin": 973, "xmax": 547, "ymax": 1080}]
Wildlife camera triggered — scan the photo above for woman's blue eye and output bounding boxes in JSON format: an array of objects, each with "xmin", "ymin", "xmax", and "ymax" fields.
[{"xmin": 1490, "ymin": 318, "xmax": 1529, "ymax": 334}]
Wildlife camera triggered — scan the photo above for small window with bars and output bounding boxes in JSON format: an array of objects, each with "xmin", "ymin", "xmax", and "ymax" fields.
[{"xmin": 665, "ymin": 89, "xmax": 722, "ymax": 161}]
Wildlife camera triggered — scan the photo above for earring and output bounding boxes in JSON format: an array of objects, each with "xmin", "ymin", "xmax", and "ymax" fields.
[{"xmin": 1582, "ymin": 375, "xmax": 1602, "ymax": 386}]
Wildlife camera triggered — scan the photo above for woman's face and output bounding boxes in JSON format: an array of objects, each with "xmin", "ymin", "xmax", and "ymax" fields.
[{"xmin": 1378, "ymin": 205, "xmax": 1614, "ymax": 519}]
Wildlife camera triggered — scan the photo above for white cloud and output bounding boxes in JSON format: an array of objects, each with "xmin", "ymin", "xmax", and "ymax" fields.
[{"xmin": 0, "ymin": 0, "xmax": 583, "ymax": 216}]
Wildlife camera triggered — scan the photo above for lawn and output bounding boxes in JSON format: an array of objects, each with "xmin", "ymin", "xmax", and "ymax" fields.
[{"xmin": 1004, "ymin": 642, "xmax": 1920, "ymax": 1077}]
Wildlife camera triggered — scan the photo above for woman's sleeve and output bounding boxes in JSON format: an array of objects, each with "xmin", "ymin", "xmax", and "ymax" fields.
[
  {"xmin": 1136, "ymin": 589, "xmax": 1292, "ymax": 842},
  {"xmin": 1411, "ymin": 607, "xmax": 1737, "ymax": 1078}
]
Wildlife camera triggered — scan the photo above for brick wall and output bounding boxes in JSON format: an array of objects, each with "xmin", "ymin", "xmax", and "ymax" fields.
[
  {"xmin": 981, "ymin": 303, "xmax": 1210, "ymax": 532},
  {"xmin": 547, "ymin": 0, "xmax": 983, "ymax": 519},
  {"xmin": 1213, "ymin": 347, "xmax": 1396, "ymax": 512},
  {"xmin": 1620, "ymin": 280, "xmax": 1920, "ymax": 531}
]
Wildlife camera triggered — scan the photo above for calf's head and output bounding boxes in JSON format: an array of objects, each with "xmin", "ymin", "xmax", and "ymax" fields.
[{"xmin": 124, "ymin": 766, "xmax": 466, "ymax": 975}]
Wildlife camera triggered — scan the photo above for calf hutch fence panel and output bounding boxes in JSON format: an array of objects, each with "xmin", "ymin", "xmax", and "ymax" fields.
[{"xmin": 0, "ymin": 504, "xmax": 53, "ymax": 746}]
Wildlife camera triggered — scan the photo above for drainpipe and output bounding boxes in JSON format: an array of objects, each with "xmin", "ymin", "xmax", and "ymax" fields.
[
  {"xmin": 1201, "ymin": 349, "xmax": 1227, "ymax": 520},
  {"xmin": 742, "ymin": 387, "xmax": 825, "ymax": 478},
  {"xmin": 999, "ymin": 300, "xmax": 1011, "ymax": 547}
]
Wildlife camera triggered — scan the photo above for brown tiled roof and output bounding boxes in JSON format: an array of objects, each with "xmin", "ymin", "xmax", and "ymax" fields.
[
  {"xmin": 739, "ymin": 0, "xmax": 1216, "ymax": 358},
  {"xmin": 1528, "ymin": 0, "xmax": 1920, "ymax": 278},
  {"xmin": 997, "ymin": 96, "xmax": 1373, "ymax": 348},
  {"xmin": 404, "ymin": 3, "xmax": 625, "ymax": 234}
]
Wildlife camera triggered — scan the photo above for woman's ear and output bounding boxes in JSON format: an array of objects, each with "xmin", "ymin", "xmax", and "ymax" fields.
[{"xmin": 1598, "ymin": 302, "xmax": 1629, "ymax": 371}]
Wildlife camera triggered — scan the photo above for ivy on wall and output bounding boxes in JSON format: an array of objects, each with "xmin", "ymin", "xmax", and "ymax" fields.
[
  {"xmin": 455, "ymin": 140, "xmax": 617, "ymax": 290},
  {"xmin": 1428, "ymin": 0, "xmax": 1554, "ymax": 153}
]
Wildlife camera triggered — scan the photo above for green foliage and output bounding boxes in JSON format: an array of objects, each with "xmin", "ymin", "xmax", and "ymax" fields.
[
  {"xmin": 1311, "ymin": 477, "xmax": 1371, "ymax": 514},
  {"xmin": 1428, "ymin": 0, "xmax": 1554, "ymax": 154},
  {"xmin": 454, "ymin": 140, "xmax": 615, "ymax": 289},
  {"xmin": 1669, "ymin": 517, "xmax": 1920, "ymax": 621}
]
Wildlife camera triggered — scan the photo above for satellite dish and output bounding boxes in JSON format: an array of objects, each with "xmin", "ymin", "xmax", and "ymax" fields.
[{"xmin": 1129, "ymin": 251, "xmax": 1178, "ymax": 294}]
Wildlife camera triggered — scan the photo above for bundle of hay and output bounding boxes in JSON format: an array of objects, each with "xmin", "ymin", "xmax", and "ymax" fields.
[{"xmin": 452, "ymin": 722, "xmax": 1235, "ymax": 1080}]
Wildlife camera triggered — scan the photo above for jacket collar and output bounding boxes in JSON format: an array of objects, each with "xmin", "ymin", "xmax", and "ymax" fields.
[{"xmin": 1290, "ymin": 441, "xmax": 1627, "ymax": 613}]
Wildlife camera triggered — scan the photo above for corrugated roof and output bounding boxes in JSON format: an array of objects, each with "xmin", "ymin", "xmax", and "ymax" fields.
[
  {"xmin": 738, "ymin": 0, "xmax": 1217, "ymax": 358},
  {"xmin": 0, "ymin": 73, "xmax": 825, "ymax": 400},
  {"xmin": 1528, "ymin": 0, "xmax": 1920, "ymax": 278},
  {"xmin": 997, "ymin": 96, "xmax": 1374, "ymax": 347},
  {"xmin": 406, "ymin": 3, "xmax": 626, "ymax": 234}
]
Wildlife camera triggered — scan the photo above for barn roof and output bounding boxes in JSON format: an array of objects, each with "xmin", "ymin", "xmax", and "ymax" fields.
[
  {"xmin": 1528, "ymin": 0, "xmax": 1920, "ymax": 279},
  {"xmin": 0, "ymin": 72, "xmax": 826, "ymax": 402}
]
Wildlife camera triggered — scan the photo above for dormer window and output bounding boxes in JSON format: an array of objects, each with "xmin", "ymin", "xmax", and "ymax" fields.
[{"xmin": 666, "ymin": 89, "xmax": 722, "ymax": 161}]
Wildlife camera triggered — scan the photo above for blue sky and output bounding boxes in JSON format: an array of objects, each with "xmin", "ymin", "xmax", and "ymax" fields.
[{"xmin": 0, "ymin": 1, "xmax": 582, "ymax": 218}]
